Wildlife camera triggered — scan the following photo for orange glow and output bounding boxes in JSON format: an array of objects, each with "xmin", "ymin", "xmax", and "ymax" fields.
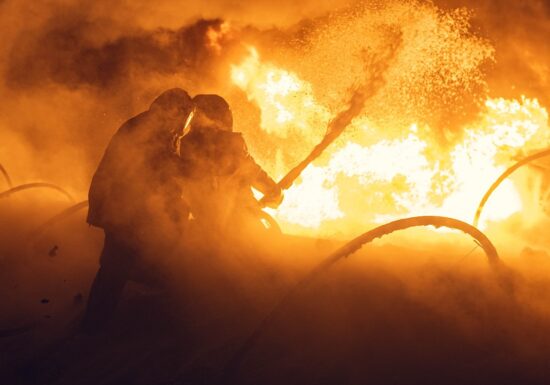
[
  {"xmin": 232, "ymin": 49, "xmax": 550, "ymax": 236},
  {"xmin": 206, "ymin": 21, "xmax": 231, "ymax": 53},
  {"xmin": 231, "ymin": 47, "xmax": 331, "ymax": 138}
]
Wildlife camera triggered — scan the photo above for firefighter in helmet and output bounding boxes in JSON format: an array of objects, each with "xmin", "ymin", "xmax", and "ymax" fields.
[
  {"xmin": 178, "ymin": 94, "xmax": 282, "ymax": 239},
  {"xmin": 82, "ymin": 88, "xmax": 193, "ymax": 333}
]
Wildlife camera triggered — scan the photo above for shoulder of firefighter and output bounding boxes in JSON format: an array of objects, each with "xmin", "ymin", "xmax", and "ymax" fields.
[{"xmin": 86, "ymin": 110, "xmax": 171, "ymax": 228}]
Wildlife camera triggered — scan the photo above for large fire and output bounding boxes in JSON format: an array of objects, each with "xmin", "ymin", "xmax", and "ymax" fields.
[
  {"xmin": 4, "ymin": 2, "xmax": 550, "ymax": 384},
  {"xmin": 231, "ymin": 48, "xmax": 550, "ymax": 236}
]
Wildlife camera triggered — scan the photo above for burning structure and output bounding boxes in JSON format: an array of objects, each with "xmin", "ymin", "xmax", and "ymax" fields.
[{"xmin": 1, "ymin": 0, "xmax": 550, "ymax": 384}]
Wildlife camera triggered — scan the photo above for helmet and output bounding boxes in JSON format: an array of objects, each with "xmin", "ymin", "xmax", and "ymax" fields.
[
  {"xmin": 149, "ymin": 88, "xmax": 193, "ymax": 120},
  {"xmin": 192, "ymin": 94, "xmax": 233, "ymax": 131},
  {"xmin": 149, "ymin": 88, "xmax": 193, "ymax": 152}
]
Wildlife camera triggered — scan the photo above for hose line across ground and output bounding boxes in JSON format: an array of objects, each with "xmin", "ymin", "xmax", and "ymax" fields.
[
  {"xmin": 30, "ymin": 200, "xmax": 89, "ymax": 239},
  {"xmin": 0, "ymin": 182, "xmax": 74, "ymax": 202},
  {"xmin": 474, "ymin": 148, "xmax": 550, "ymax": 227},
  {"xmin": 223, "ymin": 215, "xmax": 510, "ymax": 383},
  {"xmin": 0, "ymin": 163, "xmax": 13, "ymax": 188}
]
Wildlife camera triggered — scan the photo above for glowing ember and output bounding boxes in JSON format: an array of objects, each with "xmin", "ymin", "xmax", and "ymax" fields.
[{"xmin": 232, "ymin": 48, "xmax": 549, "ymax": 236}]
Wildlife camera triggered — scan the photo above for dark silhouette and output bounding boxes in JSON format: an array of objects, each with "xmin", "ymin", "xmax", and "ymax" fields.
[
  {"xmin": 179, "ymin": 94, "xmax": 282, "ymax": 239},
  {"xmin": 82, "ymin": 88, "xmax": 193, "ymax": 333}
]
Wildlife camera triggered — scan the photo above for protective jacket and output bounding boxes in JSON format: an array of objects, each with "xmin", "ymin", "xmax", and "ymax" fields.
[
  {"xmin": 88, "ymin": 111, "xmax": 184, "ymax": 232},
  {"xmin": 179, "ymin": 126, "xmax": 278, "ymax": 230}
]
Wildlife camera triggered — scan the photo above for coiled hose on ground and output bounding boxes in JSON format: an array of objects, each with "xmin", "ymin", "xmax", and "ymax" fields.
[
  {"xmin": 222, "ymin": 215, "xmax": 512, "ymax": 383},
  {"xmin": 474, "ymin": 148, "xmax": 550, "ymax": 227},
  {"xmin": 0, "ymin": 182, "xmax": 74, "ymax": 202},
  {"xmin": 0, "ymin": 163, "xmax": 13, "ymax": 188}
]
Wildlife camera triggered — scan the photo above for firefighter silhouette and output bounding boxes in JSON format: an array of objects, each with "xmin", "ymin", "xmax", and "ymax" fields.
[
  {"xmin": 82, "ymin": 88, "xmax": 193, "ymax": 333},
  {"xmin": 178, "ymin": 94, "xmax": 282, "ymax": 239}
]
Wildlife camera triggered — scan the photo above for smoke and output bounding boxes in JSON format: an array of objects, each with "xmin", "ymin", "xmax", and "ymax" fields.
[
  {"xmin": 5, "ymin": 17, "xmax": 228, "ymax": 90},
  {"xmin": 0, "ymin": 5, "xmax": 234, "ymax": 191},
  {"xmin": 0, "ymin": 0, "xmax": 360, "ymax": 191},
  {"xmin": 1, "ymin": 0, "xmax": 545, "ymax": 191},
  {"xmin": 1, "ymin": 1, "xmax": 550, "ymax": 384},
  {"xmin": 439, "ymin": 0, "xmax": 550, "ymax": 105}
]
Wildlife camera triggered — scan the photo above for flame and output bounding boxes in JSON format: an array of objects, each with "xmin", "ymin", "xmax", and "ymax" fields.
[
  {"xmin": 231, "ymin": 47, "xmax": 331, "ymax": 138},
  {"xmin": 232, "ymin": 48, "xmax": 550, "ymax": 236}
]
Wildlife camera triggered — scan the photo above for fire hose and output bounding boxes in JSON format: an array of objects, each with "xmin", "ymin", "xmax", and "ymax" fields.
[
  {"xmin": 30, "ymin": 38, "xmax": 399, "ymax": 239},
  {"xmin": 0, "ymin": 163, "xmax": 13, "ymax": 188},
  {"xmin": 260, "ymin": 34, "xmax": 401, "ymax": 206},
  {"xmin": 30, "ymin": 199, "xmax": 281, "ymax": 238},
  {"xmin": 0, "ymin": 182, "xmax": 74, "ymax": 202},
  {"xmin": 30, "ymin": 200, "xmax": 89, "ymax": 239},
  {"xmin": 222, "ymin": 215, "xmax": 512, "ymax": 382},
  {"xmin": 473, "ymin": 147, "xmax": 550, "ymax": 227},
  {"xmin": 259, "ymin": 87, "xmax": 372, "ymax": 205}
]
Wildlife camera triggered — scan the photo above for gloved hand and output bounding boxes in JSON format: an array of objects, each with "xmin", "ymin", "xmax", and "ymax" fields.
[{"xmin": 261, "ymin": 187, "xmax": 284, "ymax": 208}]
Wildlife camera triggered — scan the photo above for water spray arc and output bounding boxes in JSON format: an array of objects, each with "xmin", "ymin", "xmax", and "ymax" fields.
[{"xmin": 259, "ymin": 33, "xmax": 402, "ymax": 207}]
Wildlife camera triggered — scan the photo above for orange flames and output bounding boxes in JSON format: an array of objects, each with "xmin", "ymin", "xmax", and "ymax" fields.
[{"xmin": 231, "ymin": 48, "xmax": 550, "ymax": 237}]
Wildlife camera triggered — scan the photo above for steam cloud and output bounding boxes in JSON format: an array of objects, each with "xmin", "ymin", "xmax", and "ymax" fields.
[{"xmin": 1, "ymin": 1, "xmax": 550, "ymax": 384}]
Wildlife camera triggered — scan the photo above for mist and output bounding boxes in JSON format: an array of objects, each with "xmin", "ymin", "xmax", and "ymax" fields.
[{"xmin": 2, "ymin": 0, "xmax": 550, "ymax": 384}]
